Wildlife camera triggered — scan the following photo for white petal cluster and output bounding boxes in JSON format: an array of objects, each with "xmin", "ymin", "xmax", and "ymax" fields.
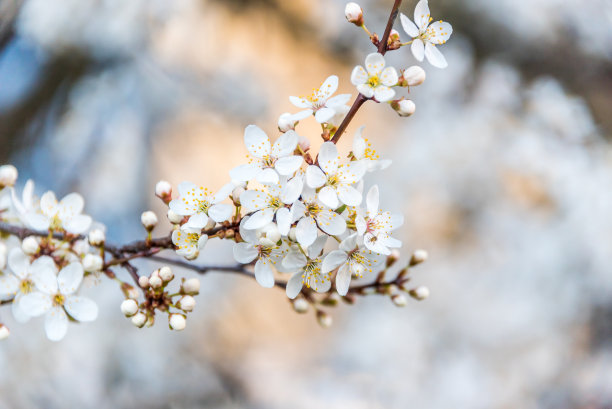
[
  {"xmin": 400, "ymin": 0, "xmax": 452, "ymax": 68},
  {"xmin": 351, "ymin": 53, "xmax": 398, "ymax": 102},
  {"xmin": 289, "ymin": 75, "xmax": 352, "ymax": 124}
]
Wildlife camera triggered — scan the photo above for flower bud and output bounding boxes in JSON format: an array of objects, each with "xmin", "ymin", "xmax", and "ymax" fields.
[
  {"xmin": 386, "ymin": 249, "xmax": 400, "ymax": 268},
  {"xmin": 72, "ymin": 240, "xmax": 90, "ymax": 256},
  {"xmin": 278, "ymin": 113, "xmax": 296, "ymax": 132},
  {"xmin": 155, "ymin": 180, "xmax": 172, "ymax": 203},
  {"xmin": 0, "ymin": 165, "xmax": 18, "ymax": 188},
  {"xmin": 82, "ymin": 254, "xmax": 103, "ymax": 272},
  {"xmin": 345, "ymin": 2, "xmax": 364, "ymax": 26},
  {"xmin": 387, "ymin": 29, "xmax": 401, "ymax": 50},
  {"xmin": 231, "ymin": 186, "xmax": 245, "ymax": 206},
  {"xmin": 0, "ymin": 324, "xmax": 9, "ymax": 340},
  {"xmin": 391, "ymin": 99, "xmax": 416, "ymax": 117},
  {"xmin": 138, "ymin": 275, "xmax": 150, "ymax": 289},
  {"xmin": 0, "ymin": 243, "xmax": 7, "ymax": 270},
  {"xmin": 403, "ymin": 66, "xmax": 426, "ymax": 87},
  {"xmin": 141, "ymin": 211, "xmax": 158, "ymax": 230},
  {"xmin": 21, "ymin": 236, "xmax": 39, "ymax": 255},
  {"xmin": 409, "ymin": 249, "xmax": 428, "ymax": 266},
  {"xmin": 177, "ymin": 295, "xmax": 196, "ymax": 312},
  {"xmin": 131, "ymin": 312, "xmax": 147, "ymax": 328},
  {"xmin": 167, "ymin": 209, "xmax": 183, "ymax": 224},
  {"xmin": 321, "ymin": 292, "xmax": 341, "ymax": 306},
  {"xmin": 297, "ymin": 133, "xmax": 311, "ymax": 152},
  {"xmin": 205, "ymin": 218, "xmax": 216, "ymax": 230},
  {"xmin": 409, "ymin": 286, "xmax": 430, "ymax": 301},
  {"xmin": 169, "ymin": 313, "xmax": 187, "ymax": 331},
  {"xmin": 288, "ymin": 227, "xmax": 297, "ymax": 242},
  {"xmin": 257, "ymin": 223, "xmax": 281, "ymax": 247},
  {"xmin": 121, "ymin": 299, "xmax": 139, "ymax": 317},
  {"xmin": 293, "ymin": 298, "xmax": 309, "ymax": 314},
  {"xmin": 317, "ymin": 310, "xmax": 333, "ymax": 328},
  {"xmin": 392, "ymin": 293, "xmax": 408, "ymax": 307},
  {"xmin": 149, "ymin": 274, "xmax": 163, "ymax": 289},
  {"xmin": 88, "ymin": 229, "xmax": 105, "ymax": 246},
  {"xmin": 159, "ymin": 266, "xmax": 174, "ymax": 282},
  {"xmin": 182, "ymin": 278, "xmax": 200, "ymax": 295},
  {"xmin": 125, "ymin": 285, "xmax": 139, "ymax": 300},
  {"xmin": 146, "ymin": 315, "xmax": 155, "ymax": 327}
]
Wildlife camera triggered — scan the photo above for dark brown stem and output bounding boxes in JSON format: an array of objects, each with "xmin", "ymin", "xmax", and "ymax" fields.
[{"xmin": 330, "ymin": 0, "xmax": 403, "ymax": 145}]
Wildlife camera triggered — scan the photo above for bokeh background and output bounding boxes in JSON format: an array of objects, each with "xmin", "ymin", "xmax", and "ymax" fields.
[{"xmin": 1, "ymin": 0, "xmax": 612, "ymax": 408}]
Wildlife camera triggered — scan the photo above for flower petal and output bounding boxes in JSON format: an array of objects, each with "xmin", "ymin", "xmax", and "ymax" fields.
[
  {"xmin": 63, "ymin": 215, "xmax": 92, "ymax": 234},
  {"xmin": 256, "ymin": 168, "xmax": 280, "ymax": 185},
  {"xmin": 272, "ymin": 130, "xmax": 298, "ymax": 158},
  {"xmin": 45, "ymin": 306, "xmax": 68, "ymax": 341},
  {"xmin": 58, "ymin": 262, "xmax": 84, "ymax": 295},
  {"xmin": 352, "ymin": 126, "xmax": 366, "ymax": 159},
  {"xmin": 318, "ymin": 186, "xmax": 339, "ymax": 209},
  {"xmin": 24, "ymin": 213, "xmax": 50, "ymax": 231},
  {"xmin": 244, "ymin": 208, "xmax": 275, "ymax": 230},
  {"xmin": 244, "ymin": 125, "xmax": 271, "ymax": 158},
  {"xmin": 373, "ymin": 85, "xmax": 395, "ymax": 102},
  {"xmin": 254, "ymin": 259, "xmax": 275, "ymax": 288},
  {"xmin": 281, "ymin": 175, "xmax": 303, "ymax": 204},
  {"xmin": 318, "ymin": 142, "xmax": 340, "ymax": 175},
  {"xmin": 314, "ymin": 107, "xmax": 336, "ymax": 124},
  {"xmin": 365, "ymin": 52, "xmax": 385, "ymax": 76},
  {"xmin": 337, "ymin": 160, "xmax": 366, "ymax": 184},
  {"xmin": 40, "ymin": 191, "xmax": 58, "ymax": 218},
  {"xmin": 336, "ymin": 264, "xmax": 352, "ymax": 296},
  {"xmin": 400, "ymin": 13, "xmax": 419, "ymax": 37},
  {"xmin": 356, "ymin": 84, "xmax": 375, "ymax": 99},
  {"xmin": 0, "ymin": 274, "xmax": 19, "ymax": 298},
  {"xmin": 285, "ymin": 272, "xmax": 303, "ymax": 299},
  {"xmin": 319, "ymin": 75, "xmax": 339, "ymax": 99},
  {"xmin": 380, "ymin": 67, "xmax": 398, "ymax": 86},
  {"xmin": 64, "ymin": 296, "xmax": 98, "ymax": 322},
  {"xmin": 282, "ymin": 251, "xmax": 307, "ymax": 270},
  {"xmin": 276, "ymin": 207, "xmax": 291, "ymax": 235},
  {"xmin": 240, "ymin": 190, "xmax": 270, "ymax": 212},
  {"xmin": 233, "ymin": 243, "xmax": 258, "ymax": 264},
  {"xmin": 289, "ymin": 96, "xmax": 312, "ymax": 109},
  {"xmin": 30, "ymin": 258, "xmax": 58, "ymax": 294},
  {"xmin": 326, "ymin": 94, "xmax": 352, "ymax": 107},
  {"xmin": 425, "ymin": 42, "xmax": 448, "ymax": 68},
  {"xmin": 411, "ymin": 38, "xmax": 425, "ymax": 62},
  {"xmin": 308, "ymin": 235, "xmax": 328, "ymax": 258},
  {"xmin": 8, "ymin": 248, "xmax": 29, "ymax": 279},
  {"xmin": 366, "ymin": 185, "xmax": 380, "ymax": 217},
  {"xmin": 20, "ymin": 292, "xmax": 52, "ymax": 317},
  {"xmin": 316, "ymin": 210, "xmax": 346, "ymax": 236},
  {"xmin": 12, "ymin": 295, "xmax": 31, "ymax": 323},
  {"xmin": 275, "ymin": 156, "xmax": 303, "ymax": 176},
  {"xmin": 414, "ymin": 0, "xmax": 431, "ymax": 30},
  {"xmin": 58, "ymin": 193, "xmax": 84, "ymax": 219},
  {"xmin": 229, "ymin": 163, "xmax": 261, "ymax": 182},
  {"xmin": 350, "ymin": 65, "xmax": 368, "ymax": 86},
  {"xmin": 184, "ymin": 213, "xmax": 209, "ymax": 229},
  {"xmin": 208, "ymin": 203, "xmax": 232, "ymax": 223},
  {"xmin": 296, "ymin": 217, "xmax": 317, "ymax": 247},
  {"xmin": 305, "ymin": 166, "xmax": 326, "ymax": 188},
  {"xmin": 322, "ymin": 250, "xmax": 348, "ymax": 273},
  {"xmin": 427, "ymin": 21, "xmax": 452, "ymax": 44}
]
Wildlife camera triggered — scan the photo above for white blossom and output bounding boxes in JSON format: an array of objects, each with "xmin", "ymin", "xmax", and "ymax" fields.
[
  {"xmin": 239, "ymin": 179, "xmax": 302, "ymax": 232},
  {"xmin": 169, "ymin": 182, "xmax": 233, "ymax": 229},
  {"xmin": 352, "ymin": 126, "xmax": 392, "ymax": 171},
  {"xmin": 25, "ymin": 191, "xmax": 92, "ymax": 234},
  {"xmin": 355, "ymin": 185, "xmax": 403, "ymax": 255},
  {"xmin": 172, "ymin": 227, "xmax": 207, "ymax": 259},
  {"xmin": 400, "ymin": 0, "xmax": 452, "ymax": 68},
  {"xmin": 290, "ymin": 187, "xmax": 346, "ymax": 247},
  {"xmin": 350, "ymin": 53, "xmax": 398, "ymax": 102},
  {"xmin": 283, "ymin": 236, "xmax": 331, "ymax": 298},
  {"xmin": 0, "ymin": 165, "xmax": 18, "ymax": 188},
  {"xmin": 289, "ymin": 75, "xmax": 352, "ymax": 123}
]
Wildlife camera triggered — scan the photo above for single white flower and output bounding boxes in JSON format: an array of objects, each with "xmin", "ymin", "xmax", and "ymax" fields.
[
  {"xmin": 283, "ymin": 236, "xmax": 331, "ymax": 298},
  {"xmin": 290, "ymin": 187, "xmax": 346, "ymax": 247},
  {"xmin": 400, "ymin": 0, "xmax": 452, "ymax": 68},
  {"xmin": 306, "ymin": 142, "xmax": 366, "ymax": 208},
  {"xmin": 289, "ymin": 75, "xmax": 352, "ymax": 123},
  {"xmin": 352, "ymin": 126, "xmax": 392, "ymax": 171},
  {"xmin": 350, "ymin": 53, "xmax": 398, "ymax": 102},
  {"xmin": 25, "ymin": 191, "xmax": 92, "ymax": 234},
  {"xmin": 355, "ymin": 185, "xmax": 403, "ymax": 255},
  {"xmin": 10, "ymin": 179, "xmax": 36, "ymax": 224},
  {"xmin": 0, "ymin": 164, "xmax": 17, "ymax": 188},
  {"xmin": 233, "ymin": 217, "xmax": 288, "ymax": 288},
  {"xmin": 169, "ymin": 182, "xmax": 233, "ymax": 229},
  {"xmin": 172, "ymin": 227, "xmax": 208, "ymax": 260},
  {"xmin": 0, "ymin": 249, "xmax": 55, "ymax": 323},
  {"xmin": 322, "ymin": 234, "xmax": 384, "ymax": 296},
  {"xmin": 20, "ymin": 261, "xmax": 98, "ymax": 341},
  {"xmin": 326, "ymin": 104, "xmax": 350, "ymax": 128},
  {"xmin": 230, "ymin": 126, "xmax": 304, "ymax": 184}
]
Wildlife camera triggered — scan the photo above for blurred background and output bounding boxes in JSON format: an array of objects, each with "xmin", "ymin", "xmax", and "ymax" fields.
[{"xmin": 1, "ymin": 0, "xmax": 612, "ymax": 407}]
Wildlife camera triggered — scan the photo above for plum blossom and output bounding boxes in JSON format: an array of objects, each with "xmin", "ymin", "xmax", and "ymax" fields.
[
  {"xmin": 306, "ymin": 142, "xmax": 366, "ymax": 208},
  {"xmin": 400, "ymin": 0, "xmax": 452, "ymax": 68},
  {"xmin": 350, "ymin": 53, "xmax": 398, "ymax": 102},
  {"xmin": 355, "ymin": 185, "xmax": 403, "ymax": 254},
  {"xmin": 283, "ymin": 236, "xmax": 330, "ymax": 298},
  {"xmin": 289, "ymin": 75, "xmax": 352, "ymax": 123},
  {"xmin": 172, "ymin": 227, "xmax": 207, "ymax": 259},
  {"xmin": 290, "ymin": 187, "xmax": 346, "ymax": 247},
  {"xmin": 322, "ymin": 234, "xmax": 384, "ymax": 296},
  {"xmin": 169, "ymin": 182, "xmax": 233, "ymax": 229},
  {"xmin": 233, "ymin": 218, "xmax": 288, "ymax": 288},
  {"xmin": 230, "ymin": 125, "xmax": 303, "ymax": 184},
  {"xmin": 239, "ymin": 178, "xmax": 302, "ymax": 232},
  {"xmin": 25, "ymin": 191, "xmax": 92, "ymax": 234},
  {"xmin": 352, "ymin": 126, "xmax": 392, "ymax": 171},
  {"xmin": 20, "ymin": 261, "xmax": 98, "ymax": 341}
]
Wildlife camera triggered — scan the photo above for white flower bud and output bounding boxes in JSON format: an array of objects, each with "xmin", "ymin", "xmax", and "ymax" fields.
[
  {"xmin": 138, "ymin": 275, "xmax": 150, "ymax": 289},
  {"xmin": 169, "ymin": 313, "xmax": 187, "ymax": 331},
  {"xmin": 146, "ymin": 315, "xmax": 155, "ymax": 327},
  {"xmin": 317, "ymin": 310, "xmax": 333, "ymax": 328},
  {"xmin": 409, "ymin": 286, "xmax": 430, "ymax": 301},
  {"xmin": 177, "ymin": 295, "xmax": 196, "ymax": 312},
  {"xmin": 155, "ymin": 180, "xmax": 172, "ymax": 202},
  {"xmin": 231, "ymin": 186, "xmax": 245, "ymax": 205},
  {"xmin": 21, "ymin": 236, "xmax": 39, "ymax": 255},
  {"xmin": 293, "ymin": 298, "xmax": 309, "ymax": 314},
  {"xmin": 297, "ymin": 133, "xmax": 311, "ymax": 152},
  {"xmin": 131, "ymin": 312, "xmax": 147, "ymax": 328},
  {"xmin": 149, "ymin": 274, "xmax": 163, "ymax": 289},
  {"xmin": 159, "ymin": 266, "xmax": 174, "ymax": 282},
  {"xmin": 392, "ymin": 293, "xmax": 408, "ymax": 307},
  {"xmin": 121, "ymin": 299, "xmax": 139, "ymax": 317},
  {"xmin": 126, "ymin": 286, "xmax": 140, "ymax": 300},
  {"xmin": 0, "ymin": 165, "xmax": 18, "ymax": 188},
  {"xmin": 410, "ymin": 249, "xmax": 428, "ymax": 266},
  {"xmin": 182, "ymin": 278, "xmax": 200, "ymax": 295},
  {"xmin": 88, "ymin": 229, "xmax": 105, "ymax": 246},
  {"xmin": 0, "ymin": 243, "xmax": 7, "ymax": 270},
  {"xmin": 167, "ymin": 210, "xmax": 183, "ymax": 225},
  {"xmin": 404, "ymin": 66, "xmax": 426, "ymax": 87},
  {"xmin": 257, "ymin": 223, "xmax": 281, "ymax": 247},
  {"xmin": 345, "ymin": 2, "xmax": 364, "ymax": 26},
  {"xmin": 82, "ymin": 254, "xmax": 103, "ymax": 272},
  {"xmin": 394, "ymin": 99, "xmax": 416, "ymax": 117},
  {"xmin": 0, "ymin": 324, "xmax": 9, "ymax": 340},
  {"xmin": 141, "ymin": 211, "xmax": 158, "ymax": 230},
  {"xmin": 72, "ymin": 240, "xmax": 90, "ymax": 256},
  {"xmin": 288, "ymin": 227, "xmax": 297, "ymax": 242},
  {"xmin": 278, "ymin": 113, "xmax": 296, "ymax": 132}
]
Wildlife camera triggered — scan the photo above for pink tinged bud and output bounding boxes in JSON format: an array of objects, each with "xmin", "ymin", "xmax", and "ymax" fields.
[
  {"xmin": 126, "ymin": 286, "xmax": 139, "ymax": 300},
  {"xmin": 131, "ymin": 312, "xmax": 147, "ymax": 328},
  {"xmin": 231, "ymin": 186, "xmax": 245, "ymax": 205},
  {"xmin": 293, "ymin": 298, "xmax": 309, "ymax": 314},
  {"xmin": 155, "ymin": 180, "xmax": 172, "ymax": 203},
  {"xmin": 298, "ymin": 134, "xmax": 311, "ymax": 152},
  {"xmin": 409, "ymin": 286, "xmax": 430, "ymax": 301},
  {"xmin": 138, "ymin": 276, "xmax": 150, "ymax": 289},
  {"xmin": 21, "ymin": 236, "xmax": 39, "ymax": 255},
  {"xmin": 389, "ymin": 29, "xmax": 400, "ymax": 42},
  {"xmin": 141, "ymin": 211, "xmax": 158, "ymax": 230},
  {"xmin": 182, "ymin": 278, "xmax": 200, "ymax": 295},
  {"xmin": 177, "ymin": 295, "xmax": 196, "ymax": 312},
  {"xmin": 392, "ymin": 99, "xmax": 416, "ymax": 117},
  {"xmin": 409, "ymin": 249, "xmax": 428, "ymax": 266},
  {"xmin": 88, "ymin": 229, "xmax": 105, "ymax": 246},
  {"xmin": 404, "ymin": 66, "xmax": 426, "ymax": 87},
  {"xmin": 167, "ymin": 209, "xmax": 183, "ymax": 224},
  {"xmin": 169, "ymin": 314, "xmax": 186, "ymax": 331},
  {"xmin": 121, "ymin": 299, "xmax": 139, "ymax": 317},
  {"xmin": 345, "ymin": 2, "xmax": 364, "ymax": 26},
  {"xmin": 278, "ymin": 113, "xmax": 296, "ymax": 132},
  {"xmin": 0, "ymin": 324, "xmax": 9, "ymax": 340},
  {"xmin": 159, "ymin": 266, "xmax": 174, "ymax": 282},
  {"xmin": 0, "ymin": 164, "xmax": 17, "ymax": 188}
]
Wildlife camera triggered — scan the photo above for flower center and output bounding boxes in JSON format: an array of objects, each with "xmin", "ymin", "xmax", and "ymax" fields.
[
  {"xmin": 367, "ymin": 75, "xmax": 381, "ymax": 88},
  {"xmin": 301, "ymin": 259, "xmax": 330, "ymax": 291},
  {"xmin": 326, "ymin": 174, "xmax": 340, "ymax": 187},
  {"xmin": 197, "ymin": 200, "xmax": 211, "ymax": 214},
  {"xmin": 268, "ymin": 196, "xmax": 283, "ymax": 210},
  {"xmin": 53, "ymin": 293, "xmax": 65, "ymax": 307},
  {"xmin": 306, "ymin": 202, "xmax": 321, "ymax": 216},
  {"xmin": 175, "ymin": 231, "xmax": 200, "ymax": 250},
  {"xmin": 50, "ymin": 215, "xmax": 62, "ymax": 231},
  {"xmin": 19, "ymin": 279, "xmax": 33, "ymax": 294},
  {"xmin": 261, "ymin": 155, "xmax": 276, "ymax": 168}
]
